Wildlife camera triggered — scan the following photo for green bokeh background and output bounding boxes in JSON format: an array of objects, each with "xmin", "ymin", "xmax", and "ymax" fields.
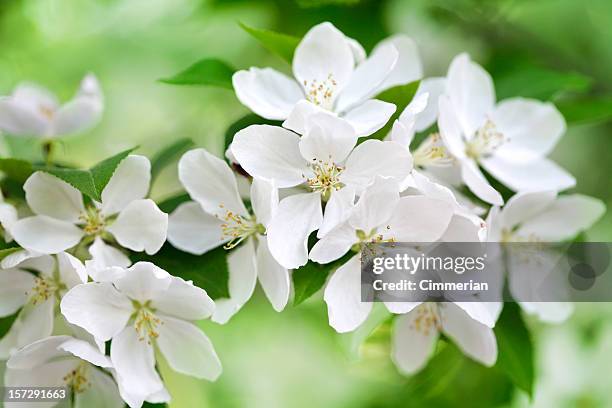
[{"xmin": 1, "ymin": 0, "xmax": 611, "ymax": 407}]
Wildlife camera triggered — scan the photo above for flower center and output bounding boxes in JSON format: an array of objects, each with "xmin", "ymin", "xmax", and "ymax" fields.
[
  {"xmin": 500, "ymin": 228, "xmax": 540, "ymax": 243},
  {"xmin": 79, "ymin": 206, "xmax": 106, "ymax": 235},
  {"xmin": 218, "ymin": 206, "xmax": 264, "ymax": 250},
  {"xmin": 352, "ymin": 228, "xmax": 395, "ymax": 254},
  {"xmin": 63, "ymin": 362, "xmax": 91, "ymax": 394},
  {"xmin": 303, "ymin": 74, "xmax": 337, "ymax": 110},
  {"xmin": 133, "ymin": 301, "xmax": 162, "ymax": 344},
  {"xmin": 465, "ymin": 120, "xmax": 506, "ymax": 160},
  {"xmin": 413, "ymin": 133, "xmax": 454, "ymax": 167},
  {"xmin": 306, "ymin": 159, "xmax": 344, "ymax": 200},
  {"xmin": 411, "ymin": 303, "xmax": 442, "ymax": 336},
  {"xmin": 29, "ymin": 275, "xmax": 63, "ymax": 305},
  {"xmin": 39, "ymin": 105, "xmax": 55, "ymax": 120}
]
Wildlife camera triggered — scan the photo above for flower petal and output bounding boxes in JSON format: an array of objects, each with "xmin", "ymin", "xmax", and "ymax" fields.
[
  {"xmin": 101, "ymin": 155, "xmax": 151, "ymax": 215},
  {"xmin": 335, "ymin": 42, "xmax": 398, "ymax": 113},
  {"xmin": 56, "ymin": 251, "xmax": 87, "ymax": 289},
  {"xmin": 250, "ymin": 178, "xmax": 278, "ymax": 227},
  {"xmin": 373, "ymin": 35, "xmax": 423, "ymax": 92},
  {"xmin": 491, "ymin": 98, "xmax": 565, "ymax": 160},
  {"xmin": 441, "ymin": 303, "xmax": 497, "ymax": 366},
  {"xmin": 115, "ymin": 262, "xmax": 172, "ymax": 302},
  {"xmin": 293, "ymin": 22, "xmax": 354, "ymax": 99},
  {"xmin": 167, "ymin": 201, "xmax": 224, "ymax": 255},
  {"xmin": 88, "ymin": 236, "xmax": 131, "ymax": 269},
  {"xmin": 267, "ymin": 192, "xmax": 323, "ymax": 269},
  {"xmin": 52, "ymin": 74, "xmax": 103, "ymax": 136},
  {"xmin": 342, "ymin": 99, "xmax": 396, "ymax": 137},
  {"xmin": 461, "ymin": 160, "xmax": 503, "ymax": 206},
  {"xmin": 519, "ymin": 302, "xmax": 573, "ymax": 323},
  {"xmin": 76, "ymin": 367, "xmax": 124, "ymax": 408},
  {"xmin": 299, "ymin": 112, "xmax": 357, "ymax": 163},
  {"xmin": 391, "ymin": 307, "xmax": 439, "ymax": 374},
  {"xmin": 282, "ymin": 99, "xmax": 326, "ymax": 135},
  {"xmin": 413, "ymin": 77, "xmax": 446, "ymax": 132},
  {"xmin": 256, "ymin": 237, "xmax": 290, "ymax": 312},
  {"xmin": 232, "ymin": 67, "xmax": 303, "ymax": 120},
  {"xmin": 0, "ymin": 299, "xmax": 54, "ymax": 359},
  {"xmin": 323, "ymin": 255, "xmax": 372, "ymax": 333},
  {"xmin": 446, "ymin": 53, "xmax": 495, "ymax": 137},
  {"xmin": 309, "ymin": 222, "xmax": 355, "ymax": 264},
  {"xmin": 0, "ymin": 98, "xmax": 49, "ymax": 136},
  {"xmin": 151, "ymin": 276, "xmax": 215, "ymax": 321},
  {"xmin": 516, "ymin": 194, "xmax": 605, "ymax": 241},
  {"xmin": 453, "ymin": 302, "xmax": 502, "ymax": 328},
  {"xmin": 437, "ymin": 95, "xmax": 466, "ymax": 159},
  {"xmin": 349, "ymin": 176, "xmax": 400, "ymax": 233},
  {"xmin": 0, "ymin": 269, "xmax": 34, "ymax": 317},
  {"xmin": 11, "ymin": 216, "xmax": 84, "ymax": 254},
  {"xmin": 58, "ymin": 337, "xmax": 112, "ymax": 368},
  {"xmin": 341, "ymin": 140, "xmax": 412, "ymax": 190},
  {"xmin": 178, "ymin": 148, "xmax": 247, "ymax": 217},
  {"xmin": 480, "ymin": 155, "xmax": 575, "ymax": 193},
  {"xmin": 385, "ymin": 196, "xmax": 454, "ymax": 242},
  {"xmin": 107, "ymin": 199, "xmax": 168, "ymax": 255},
  {"xmin": 5, "ymin": 335, "xmax": 72, "ymax": 370},
  {"xmin": 318, "ymin": 185, "xmax": 355, "ymax": 238},
  {"xmin": 60, "ymin": 282, "xmax": 133, "ymax": 341},
  {"xmin": 499, "ymin": 191, "xmax": 557, "ymax": 231},
  {"xmin": 231, "ymin": 125, "xmax": 309, "ymax": 188},
  {"xmin": 24, "ymin": 171, "xmax": 84, "ymax": 221}
]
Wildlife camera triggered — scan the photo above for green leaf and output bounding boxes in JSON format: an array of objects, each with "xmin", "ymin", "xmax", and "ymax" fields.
[
  {"xmin": 132, "ymin": 244, "xmax": 229, "ymax": 299},
  {"xmin": 142, "ymin": 403, "xmax": 167, "ymax": 408},
  {"xmin": 494, "ymin": 302, "xmax": 535, "ymax": 398},
  {"xmin": 239, "ymin": 22, "xmax": 300, "ymax": 64},
  {"xmin": 0, "ymin": 158, "xmax": 34, "ymax": 183},
  {"xmin": 150, "ymin": 138, "xmax": 195, "ymax": 182},
  {"xmin": 157, "ymin": 193, "xmax": 191, "ymax": 214},
  {"xmin": 556, "ymin": 96, "xmax": 612, "ymax": 125},
  {"xmin": 368, "ymin": 80, "xmax": 420, "ymax": 141},
  {"xmin": 36, "ymin": 147, "xmax": 136, "ymax": 202},
  {"xmin": 495, "ymin": 67, "xmax": 592, "ymax": 100},
  {"xmin": 293, "ymin": 253, "xmax": 352, "ymax": 306},
  {"xmin": 0, "ymin": 311, "xmax": 19, "ymax": 338},
  {"xmin": 159, "ymin": 59, "xmax": 235, "ymax": 89}
]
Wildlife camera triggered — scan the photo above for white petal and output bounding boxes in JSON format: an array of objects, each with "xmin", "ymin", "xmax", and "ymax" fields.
[
  {"xmin": 167, "ymin": 201, "xmax": 224, "ymax": 255},
  {"xmin": 0, "ymin": 249, "xmax": 42, "ymax": 270},
  {"xmin": 499, "ymin": 191, "xmax": 557, "ymax": 230},
  {"xmin": 231, "ymin": 125, "xmax": 310, "ymax": 188},
  {"xmin": 318, "ymin": 185, "xmax": 355, "ymax": 238},
  {"xmin": 349, "ymin": 176, "xmax": 400, "ymax": 233},
  {"xmin": 335, "ymin": 43, "xmax": 398, "ymax": 113},
  {"xmin": 5, "ymin": 359, "xmax": 79, "ymax": 397},
  {"xmin": 481, "ymin": 155, "xmax": 575, "ymax": 193},
  {"xmin": 282, "ymin": 99, "xmax": 327, "ymax": 135},
  {"xmin": 453, "ymin": 302, "xmax": 502, "ymax": 328},
  {"xmin": 52, "ymin": 74, "xmax": 103, "ymax": 136},
  {"xmin": 60, "ymin": 283, "xmax": 132, "ymax": 341},
  {"xmin": 389, "ymin": 119, "xmax": 414, "ymax": 148},
  {"xmin": 309, "ymin": 222, "xmax": 355, "ymax": 264},
  {"xmin": 0, "ymin": 299, "xmax": 54, "ymax": 359},
  {"xmin": 492, "ymin": 98, "xmax": 565, "ymax": 160},
  {"xmin": 346, "ymin": 36, "xmax": 366, "ymax": 64},
  {"xmin": 485, "ymin": 206, "xmax": 502, "ymax": 242},
  {"xmin": 441, "ymin": 303, "xmax": 497, "ymax": 366},
  {"xmin": 232, "ymin": 67, "xmax": 303, "ymax": 119},
  {"xmin": 212, "ymin": 238, "xmax": 257, "ymax": 324},
  {"xmin": 111, "ymin": 326, "xmax": 165, "ymax": 400},
  {"xmin": 56, "ymin": 251, "xmax": 87, "ymax": 288},
  {"xmin": 11, "ymin": 216, "xmax": 84, "ymax": 254},
  {"xmin": 391, "ymin": 307, "xmax": 439, "ymax": 374},
  {"xmin": 413, "ymin": 77, "xmax": 446, "ymax": 132},
  {"xmin": 341, "ymin": 140, "xmax": 412, "ymax": 189},
  {"xmin": 516, "ymin": 194, "xmax": 605, "ymax": 241},
  {"xmin": 107, "ymin": 199, "xmax": 168, "ymax": 255},
  {"xmin": 299, "ymin": 112, "xmax": 357, "ymax": 163},
  {"xmin": 157, "ymin": 315, "xmax": 222, "ymax": 380},
  {"xmin": 385, "ymin": 196, "xmax": 454, "ymax": 242},
  {"xmin": 14, "ymin": 253, "xmax": 54, "ymax": 275},
  {"xmin": 447, "ymin": 53, "xmax": 495, "ymax": 137},
  {"xmin": 373, "ymin": 35, "xmax": 422, "ymax": 92},
  {"xmin": 0, "ymin": 269, "xmax": 34, "ymax": 317},
  {"xmin": 441, "ymin": 213, "xmax": 486, "ymax": 243},
  {"xmin": 6, "ymin": 335, "xmax": 72, "ymax": 370},
  {"xmin": 76, "ymin": 367, "xmax": 124, "ymax": 408},
  {"xmin": 0, "ymin": 98, "xmax": 49, "ymax": 136},
  {"xmin": 58, "ymin": 337, "xmax": 112, "ymax": 368},
  {"xmin": 266, "ymin": 192, "xmax": 323, "ymax": 269},
  {"xmin": 12, "ymin": 82, "xmax": 58, "ymax": 110},
  {"xmin": 178, "ymin": 148, "xmax": 247, "ymax": 217},
  {"xmin": 88, "ymin": 236, "xmax": 131, "ymax": 269},
  {"xmin": 0, "ymin": 202, "xmax": 18, "ymax": 239},
  {"xmin": 323, "ymin": 255, "xmax": 372, "ymax": 333},
  {"xmin": 461, "ymin": 160, "xmax": 503, "ymax": 205},
  {"xmin": 519, "ymin": 302, "xmax": 573, "ymax": 323},
  {"xmin": 437, "ymin": 95, "xmax": 466, "ymax": 159},
  {"xmin": 250, "ymin": 178, "xmax": 278, "ymax": 227},
  {"xmin": 24, "ymin": 171, "xmax": 84, "ymax": 221},
  {"xmin": 256, "ymin": 237, "xmax": 290, "ymax": 312},
  {"xmin": 293, "ymin": 22, "xmax": 354, "ymax": 98},
  {"xmin": 101, "ymin": 155, "xmax": 151, "ymax": 215},
  {"xmin": 115, "ymin": 262, "xmax": 172, "ymax": 302},
  {"xmin": 342, "ymin": 99, "xmax": 396, "ymax": 137},
  {"xmin": 151, "ymin": 276, "xmax": 215, "ymax": 321}
]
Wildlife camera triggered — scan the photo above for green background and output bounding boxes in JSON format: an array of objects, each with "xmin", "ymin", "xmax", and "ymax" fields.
[{"xmin": 1, "ymin": 0, "xmax": 611, "ymax": 406}]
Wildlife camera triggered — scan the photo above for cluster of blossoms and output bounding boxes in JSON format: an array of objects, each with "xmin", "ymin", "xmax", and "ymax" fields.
[{"xmin": 0, "ymin": 21, "xmax": 606, "ymax": 407}]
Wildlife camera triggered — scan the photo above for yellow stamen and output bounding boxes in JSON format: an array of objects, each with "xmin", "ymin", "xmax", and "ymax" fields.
[
  {"xmin": 218, "ymin": 205, "xmax": 264, "ymax": 250},
  {"xmin": 63, "ymin": 362, "xmax": 91, "ymax": 394},
  {"xmin": 411, "ymin": 303, "xmax": 442, "ymax": 336},
  {"xmin": 466, "ymin": 119, "xmax": 506, "ymax": 159},
  {"xmin": 133, "ymin": 301, "xmax": 162, "ymax": 344},
  {"xmin": 413, "ymin": 133, "xmax": 454, "ymax": 167},
  {"xmin": 305, "ymin": 159, "xmax": 344, "ymax": 200},
  {"xmin": 78, "ymin": 206, "xmax": 106, "ymax": 235},
  {"xmin": 304, "ymin": 74, "xmax": 337, "ymax": 110}
]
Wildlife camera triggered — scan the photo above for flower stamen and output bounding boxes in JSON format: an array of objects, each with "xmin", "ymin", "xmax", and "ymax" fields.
[
  {"xmin": 413, "ymin": 133, "xmax": 454, "ymax": 167},
  {"xmin": 306, "ymin": 159, "xmax": 344, "ymax": 200},
  {"xmin": 63, "ymin": 362, "xmax": 91, "ymax": 393},
  {"xmin": 466, "ymin": 119, "xmax": 506, "ymax": 159},
  {"xmin": 218, "ymin": 206, "xmax": 264, "ymax": 250},
  {"xmin": 133, "ymin": 301, "xmax": 162, "ymax": 344},
  {"xmin": 304, "ymin": 74, "xmax": 337, "ymax": 110},
  {"xmin": 78, "ymin": 206, "xmax": 106, "ymax": 235},
  {"xmin": 411, "ymin": 303, "xmax": 442, "ymax": 336},
  {"xmin": 29, "ymin": 276, "xmax": 62, "ymax": 305}
]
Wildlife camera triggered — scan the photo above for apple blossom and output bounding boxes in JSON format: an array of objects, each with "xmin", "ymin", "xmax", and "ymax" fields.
[
  {"xmin": 168, "ymin": 148, "xmax": 289, "ymax": 323},
  {"xmin": 0, "ymin": 74, "xmax": 103, "ymax": 138}
]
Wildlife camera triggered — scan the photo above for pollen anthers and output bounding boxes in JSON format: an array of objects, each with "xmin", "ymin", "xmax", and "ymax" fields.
[
  {"xmin": 303, "ymin": 73, "xmax": 337, "ymax": 110},
  {"xmin": 306, "ymin": 158, "xmax": 344, "ymax": 200},
  {"xmin": 352, "ymin": 227, "xmax": 395, "ymax": 254},
  {"xmin": 466, "ymin": 119, "xmax": 506, "ymax": 159},
  {"xmin": 38, "ymin": 104, "xmax": 55, "ymax": 120},
  {"xmin": 413, "ymin": 133, "xmax": 454, "ymax": 167},
  {"xmin": 411, "ymin": 303, "xmax": 442, "ymax": 336},
  {"xmin": 63, "ymin": 361, "xmax": 91, "ymax": 393},
  {"xmin": 79, "ymin": 206, "xmax": 106, "ymax": 235},
  {"xmin": 133, "ymin": 301, "xmax": 162, "ymax": 344},
  {"xmin": 218, "ymin": 205, "xmax": 263, "ymax": 250},
  {"xmin": 500, "ymin": 228, "xmax": 540, "ymax": 243},
  {"xmin": 29, "ymin": 275, "xmax": 61, "ymax": 305}
]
